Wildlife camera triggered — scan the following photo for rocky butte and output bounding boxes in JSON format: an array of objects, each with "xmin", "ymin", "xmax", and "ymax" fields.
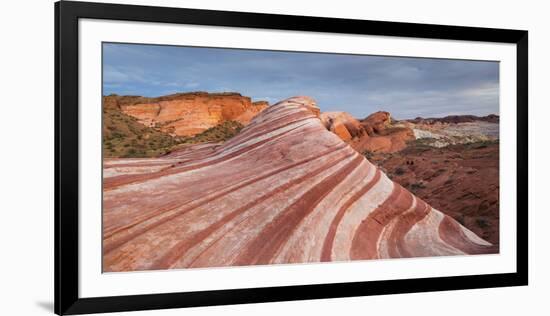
[
  {"xmin": 102, "ymin": 96, "xmax": 496, "ymax": 272},
  {"xmin": 104, "ymin": 92, "xmax": 269, "ymax": 136}
]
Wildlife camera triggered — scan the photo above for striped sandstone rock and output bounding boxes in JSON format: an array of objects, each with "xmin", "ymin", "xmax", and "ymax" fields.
[{"xmin": 102, "ymin": 96, "xmax": 496, "ymax": 272}]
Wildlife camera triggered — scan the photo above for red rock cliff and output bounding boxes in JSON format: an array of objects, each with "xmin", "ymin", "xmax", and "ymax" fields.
[{"xmin": 106, "ymin": 92, "xmax": 269, "ymax": 136}]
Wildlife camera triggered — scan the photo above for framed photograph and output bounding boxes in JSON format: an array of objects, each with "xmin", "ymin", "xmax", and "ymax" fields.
[{"xmin": 55, "ymin": 1, "xmax": 528, "ymax": 314}]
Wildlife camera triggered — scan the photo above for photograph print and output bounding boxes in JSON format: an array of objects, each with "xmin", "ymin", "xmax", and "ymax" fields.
[{"xmin": 102, "ymin": 43, "xmax": 499, "ymax": 272}]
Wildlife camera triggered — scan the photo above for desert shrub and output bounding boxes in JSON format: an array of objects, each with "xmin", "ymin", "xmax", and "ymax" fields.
[
  {"xmin": 466, "ymin": 140, "xmax": 498, "ymax": 150},
  {"xmin": 410, "ymin": 182, "xmax": 426, "ymax": 191},
  {"xmin": 394, "ymin": 167, "xmax": 405, "ymax": 176},
  {"xmin": 444, "ymin": 178, "xmax": 454, "ymax": 185},
  {"xmin": 432, "ymin": 168, "xmax": 446, "ymax": 177},
  {"xmin": 186, "ymin": 121, "xmax": 244, "ymax": 144},
  {"xmin": 476, "ymin": 218, "xmax": 489, "ymax": 228},
  {"xmin": 409, "ymin": 139, "xmax": 434, "ymax": 151},
  {"xmin": 362, "ymin": 150, "xmax": 374, "ymax": 160},
  {"xmin": 126, "ymin": 148, "xmax": 137, "ymax": 156}
]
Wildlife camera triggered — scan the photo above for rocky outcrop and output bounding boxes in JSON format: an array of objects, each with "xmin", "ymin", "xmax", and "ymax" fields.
[
  {"xmin": 354, "ymin": 126, "xmax": 415, "ymax": 153},
  {"xmin": 320, "ymin": 112, "xmax": 367, "ymax": 141},
  {"xmin": 102, "ymin": 102, "xmax": 186, "ymax": 158},
  {"xmin": 102, "ymin": 96, "xmax": 496, "ymax": 272},
  {"xmin": 401, "ymin": 116, "xmax": 499, "ymax": 148},
  {"xmin": 105, "ymin": 92, "xmax": 269, "ymax": 136},
  {"xmin": 320, "ymin": 110, "xmax": 414, "ymax": 154},
  {"xmin": 362, "ymin": 111, "xmax": 392, "ymax": 135},
  {"xmin": 356, "ymin": 111, "xmax": 414, "ymax": 153}
]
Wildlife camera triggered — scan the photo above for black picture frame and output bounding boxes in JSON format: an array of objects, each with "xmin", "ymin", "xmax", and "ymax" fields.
[{"xmin": 55, "ymin": 1, "xmax": 528, "ymax": 314}]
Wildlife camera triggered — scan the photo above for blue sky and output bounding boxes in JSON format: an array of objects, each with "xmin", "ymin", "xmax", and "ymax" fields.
[{"xmin": 103, "ymin": 43, "xmax": 499, "ymax": 119}]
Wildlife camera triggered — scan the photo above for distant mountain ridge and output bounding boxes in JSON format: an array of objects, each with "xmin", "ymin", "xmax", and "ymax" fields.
[{"xmin": 406, "ymin": 114, "xmax": 499, "ymax": 124}]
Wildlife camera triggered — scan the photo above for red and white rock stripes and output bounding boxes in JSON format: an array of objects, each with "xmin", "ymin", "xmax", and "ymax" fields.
[{"xmin": 102, "ymin": 96, "xmax": 496, "ymax": 272}]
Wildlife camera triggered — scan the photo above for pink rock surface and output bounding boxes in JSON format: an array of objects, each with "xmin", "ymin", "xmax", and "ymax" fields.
[{"xmin": 103, "ymin": 96, "xmax": 496, "ymax": 272}]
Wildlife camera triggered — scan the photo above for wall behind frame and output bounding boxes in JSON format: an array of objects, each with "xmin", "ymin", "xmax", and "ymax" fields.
[{"xmin": 0, "ymin": 0, "xmax": 546, "ymax": 315}]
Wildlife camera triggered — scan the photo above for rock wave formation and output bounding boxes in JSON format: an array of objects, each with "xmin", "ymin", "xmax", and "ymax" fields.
[{"xmin": 103, "ymin": 96, "xmax": 496, "ymax": 272}]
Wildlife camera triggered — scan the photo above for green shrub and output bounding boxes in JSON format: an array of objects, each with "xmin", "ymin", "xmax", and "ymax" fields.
[
  {"xmin": 476, "ymin": 218, "xmax": 489, "ymax": 228},
  {"xmin": 410, "ymin": 182, "xmax": 426, "ymax": 191}
]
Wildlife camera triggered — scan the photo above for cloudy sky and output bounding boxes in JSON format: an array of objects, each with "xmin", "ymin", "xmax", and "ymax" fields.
[{"xmin": 103, "ymin": 43, "xmax": 499, "ymax": 119}]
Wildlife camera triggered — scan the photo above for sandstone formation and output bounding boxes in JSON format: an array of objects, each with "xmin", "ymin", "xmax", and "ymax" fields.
[
  {"xmin": 320, "ymin": 112, "xmax": 367, "ymax": 141},
  {"xmin": 355, "ymin": 126, "xmax": 415, "ymax": 153},
  {"xmin": 402, "ymin": 118, "xmax": 499, "ymax": 148},
  {"xmin": 358, "ymin": 111, "xmax": 415, "ymax": 153},
  {"xmin": 106, "ymin": 92, "xmax": 269, "ymax": 136},
  {"xmin": 362, "ymin": 111, "xmax": 392, "ymax": 135},
  {"xmin": 320, "ymin": 110, "xmax": 414, "ymax": 154},
  {"xmin": 102, "ymin": 97, "xmax": 496, "ymax": 272}
]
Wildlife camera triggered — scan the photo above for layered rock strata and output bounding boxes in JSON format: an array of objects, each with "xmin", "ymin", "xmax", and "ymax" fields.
[{"xmin": 108, "ymin": 92, "xmax": 268, "ymax": 136}]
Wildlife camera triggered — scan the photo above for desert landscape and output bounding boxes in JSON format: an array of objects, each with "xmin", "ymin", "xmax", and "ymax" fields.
[{"xmin": 102, "ymin": 92, "xmax": 499, "ymax": 272}]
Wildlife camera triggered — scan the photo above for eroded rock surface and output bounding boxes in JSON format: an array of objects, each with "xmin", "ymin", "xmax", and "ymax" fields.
[
  {"xmin": 103, "ymin": 97, "xmax": 496, "ymax": 272},
  {"xmin": 321, "ymin": 110, "xmax": 415, "ymax": 154},
  {"xmin": 107, "ymin": 92, "xmax": 268, "ymax": 136},
  {"xmin": 320, "ymin": 112, "xmax": 367, "ymax": 141}
]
